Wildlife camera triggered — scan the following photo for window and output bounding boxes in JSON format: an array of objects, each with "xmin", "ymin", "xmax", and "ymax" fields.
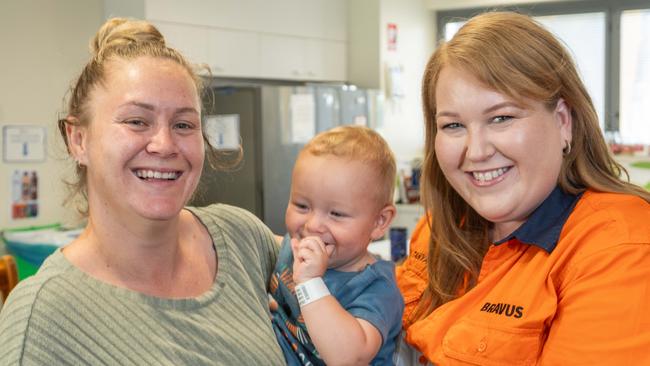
[
  {"xmin": 438, "ymin": 0, "xmax": 650, "ymax": 146},
  {"xmin": 620, "ymin": 9, "xmax": 650, "ymax": 145},
  {"xmin": 536, "ymin": 13, "xmax": 606, "ymax": 129}
]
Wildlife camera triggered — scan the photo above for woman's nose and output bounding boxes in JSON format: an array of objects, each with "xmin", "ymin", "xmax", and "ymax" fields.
[
  {"xmin": 147, "ymin": 125, "xmax": 178, "ymax": 157},
  {"xmin": 465, "ymin": 127, "xmax": 495, "ymax": 162}
]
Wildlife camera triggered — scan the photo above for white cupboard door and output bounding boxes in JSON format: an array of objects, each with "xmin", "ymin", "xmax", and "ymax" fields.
[
  {"xmin": 302, "ymin": 39, "xmax": 323, "ymax": 80},
  {"xmin": 208, "ymin": 29, "xmax": 260, "ymax": 78},
  {"xmin": 260, "ymin": 35, "xmax": 346, "ymax": 81},
  {"xmin": 320, "ymin": 40, "xmax": 346, "ymax": 82},
  {"xmin": 152, "ymin": 21, "xmax": 209, "ymax": 68},
  {"xmin": 303, "ymin": 39, "xmax": 347, "ymax": 82},
  {"xmin": 259, "ymin": 34, "xmax": 304, "ymax": 80}
]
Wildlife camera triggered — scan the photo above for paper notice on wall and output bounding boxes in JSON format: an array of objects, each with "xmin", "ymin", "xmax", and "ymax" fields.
[
  {"xmin": 3, "ymin": 125, "xmax": 46, "ymax": 162},
  {"xmin": 290, "ymin": 94, "xmax": 316, "ymax": 144},
  {"xmin": 204, "ymin": 114, "xmax": 240, "ymax": 150}
]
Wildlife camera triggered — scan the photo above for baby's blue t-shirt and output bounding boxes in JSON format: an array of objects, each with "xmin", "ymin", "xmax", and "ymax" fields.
[{"xmin": 270, "ymin": 235, "xmax": 404, "ymax": 365}]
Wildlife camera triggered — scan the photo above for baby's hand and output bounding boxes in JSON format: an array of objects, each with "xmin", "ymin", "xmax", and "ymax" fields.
[{"xmin": 291, "ymin": 236, "xmax": 334, "ymax": 284}]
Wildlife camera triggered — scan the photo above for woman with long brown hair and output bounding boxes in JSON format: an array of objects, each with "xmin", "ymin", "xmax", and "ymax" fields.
[{"xmin": 397, "ymin": 11, "xmax": 650, "ymax": 365}]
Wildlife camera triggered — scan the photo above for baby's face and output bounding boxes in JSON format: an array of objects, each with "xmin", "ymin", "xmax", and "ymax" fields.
[{"xmin": 285, "ymin": 153, "xmax": 386, "ymax": 271}]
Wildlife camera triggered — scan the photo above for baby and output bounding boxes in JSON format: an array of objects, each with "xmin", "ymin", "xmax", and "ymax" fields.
[{"xmin": 269, "ymin": 125, "xmax": 404, "ymax": 365}]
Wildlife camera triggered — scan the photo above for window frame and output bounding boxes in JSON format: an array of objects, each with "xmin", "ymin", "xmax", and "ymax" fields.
[{"xmin": 436, "ymin": 0, "xmax": 650, "ymax": 132}]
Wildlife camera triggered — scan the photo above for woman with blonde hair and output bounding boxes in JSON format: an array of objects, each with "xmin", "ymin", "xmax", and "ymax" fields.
[
  {"xmin": 0, "ymin": 18, "xmax": 284, "ymax": 365},
  {"xmin": 396, "ymin": 11, "xmax": 650, "ymax": 365}
]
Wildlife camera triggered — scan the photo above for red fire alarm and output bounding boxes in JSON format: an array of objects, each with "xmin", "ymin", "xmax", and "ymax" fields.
[{"xmin": 387, "ymin": 23, "xmax": 398, "ymax": 51}]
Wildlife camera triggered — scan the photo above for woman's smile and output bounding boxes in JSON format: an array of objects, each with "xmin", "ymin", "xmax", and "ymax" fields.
[
  {"xmin": 466, "ymin": 166, "xmax": 512, "ymax": 186},
  {"xmin": 434, "ymin": 65, "xmax": 572, "ymax": 238}
]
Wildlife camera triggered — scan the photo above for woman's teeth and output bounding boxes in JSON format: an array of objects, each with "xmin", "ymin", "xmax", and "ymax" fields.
[
  {"xmin": 134, "ymin": 169, "xmax": 180, "ymax": 180},
  {"xmin": 472, "ymin": 167, "xmax": 508, "ymax": 182}
]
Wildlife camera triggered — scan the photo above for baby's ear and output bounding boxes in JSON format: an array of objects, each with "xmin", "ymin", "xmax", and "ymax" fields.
[{"xmin": 370, "ymin": 204, "xmax": 396, "ymax": 240}]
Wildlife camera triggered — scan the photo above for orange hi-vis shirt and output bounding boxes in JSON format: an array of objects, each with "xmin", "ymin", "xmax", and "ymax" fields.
[{"xmin": 396, "ymin": 188, "xmax": 650, "ymax": 365}]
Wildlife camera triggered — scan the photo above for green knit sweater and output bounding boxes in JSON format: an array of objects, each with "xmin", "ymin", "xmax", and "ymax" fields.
[{"xmin": 0, "ymin": 204, "xmax": 284, "ymax": 365}]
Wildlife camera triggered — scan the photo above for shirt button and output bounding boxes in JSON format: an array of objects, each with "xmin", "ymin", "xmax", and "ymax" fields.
[{"xmin": 477, "ymin": 341, "xmax": 487, "ymax": 352}]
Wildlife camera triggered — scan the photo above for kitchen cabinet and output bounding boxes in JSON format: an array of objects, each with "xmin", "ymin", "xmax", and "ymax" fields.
[
  {"xmin": 152, "ymin": 21, "xmax": 260, "ymax": 78},
  {"xmin": 259, "ymin": 34, "xmax": 346, "ymax": 82},
  {"xmin": 110, "ymin": 0, "xmax": 348, "ymax": 81},
  {"xmin": 258, "ymin": 35, "xmax": 304, "ymax": 80},
  {"xmin": 305, "ymin": 39, "xmax": 347, "ymax": 82},
  {"xmin": 208, "ymin": 29, "xmax": 260, "ymax": 78},
  {"xmin": 151, "ymin": 21, "xmax": 345, "ymax": 81},
  {"xmin": 152, "ymin": 21, "xmax": 209, "ymax": 67}
]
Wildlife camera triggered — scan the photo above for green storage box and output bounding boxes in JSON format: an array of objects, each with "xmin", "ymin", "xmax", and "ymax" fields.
[{"xmin": 1, "ymin": 224, "xmax": 82, "ymax": 280}]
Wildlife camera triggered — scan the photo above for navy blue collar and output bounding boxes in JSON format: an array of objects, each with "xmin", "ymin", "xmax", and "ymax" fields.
[{"xmin": 494, "ymin": 186, "xmax": 583, "ymax": 253}]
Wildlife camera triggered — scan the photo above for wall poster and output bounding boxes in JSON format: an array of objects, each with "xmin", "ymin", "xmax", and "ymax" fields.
[
  {"xmin": 3, "ymin": 125, "xmax": 46, "ymax": 162},
  {"xmin": 11, "ymin": 169, "xmax": 39, "ymax": 219}
]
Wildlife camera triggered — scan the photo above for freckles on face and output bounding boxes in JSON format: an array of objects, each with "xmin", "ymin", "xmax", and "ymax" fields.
[
  {"xmin": 87, "ymin": 57, "xmax": 202, "ymax": 163},
  {"xmin": 80, "ymin": 56, "xmax": 204, "ymax": 220}
]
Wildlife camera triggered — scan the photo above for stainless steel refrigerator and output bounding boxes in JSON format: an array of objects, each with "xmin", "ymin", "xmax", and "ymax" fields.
[{"xmin": 190, "ymin": 82, "xmax": 381, "ymax": 234}]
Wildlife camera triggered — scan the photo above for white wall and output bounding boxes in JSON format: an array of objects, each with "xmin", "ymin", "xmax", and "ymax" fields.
[
  {"xmin": 0, "ymin": 1, "xmax": 103, "ymax": 229},
  {"xmin": 376, "ymin": 0, "xmax": 435, "ymax": 169}
]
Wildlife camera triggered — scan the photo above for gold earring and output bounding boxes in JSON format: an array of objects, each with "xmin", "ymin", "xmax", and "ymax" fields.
[{"xmin": 563, "ymin": 140, "xmax": 572, "ymax": 156}]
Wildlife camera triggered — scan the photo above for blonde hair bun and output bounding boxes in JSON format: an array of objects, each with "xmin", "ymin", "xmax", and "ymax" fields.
[{"xmin": 91, "ymin": 17, "xmax": 165, "ymax": 59}]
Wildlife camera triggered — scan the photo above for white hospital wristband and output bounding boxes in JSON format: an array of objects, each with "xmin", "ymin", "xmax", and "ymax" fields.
[{"xmin": 295, "ymin": 277, "xmax": 330, "ymax": 307}]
